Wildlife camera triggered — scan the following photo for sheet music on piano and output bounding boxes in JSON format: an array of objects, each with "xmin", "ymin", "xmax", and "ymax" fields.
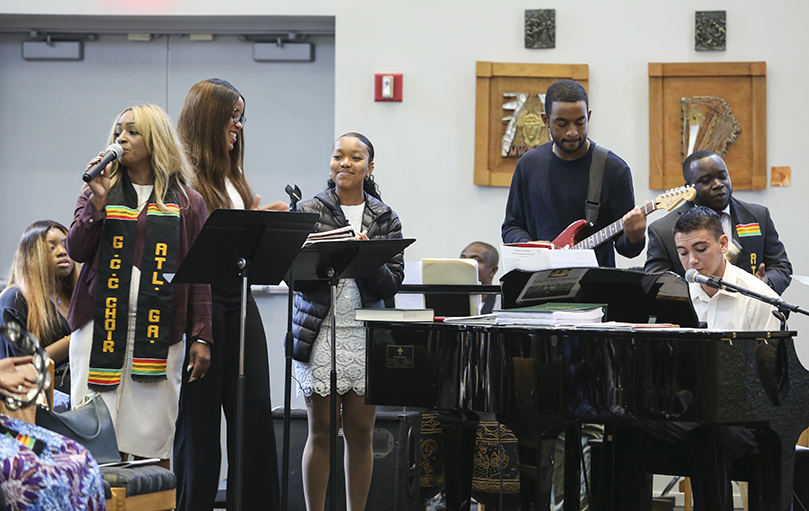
[{"xmin": 501, "ymin": 267, "xmax": 701, "ymax": 327}]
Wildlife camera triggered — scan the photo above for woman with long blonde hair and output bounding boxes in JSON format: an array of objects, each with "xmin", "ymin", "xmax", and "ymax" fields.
[
  {"xmin": 66, "ymin": 104, "xmax": 212, "ymax": 468},
  {"xmin": 0, "ymin": 220, "xmax": 78, "ymax": 393}
]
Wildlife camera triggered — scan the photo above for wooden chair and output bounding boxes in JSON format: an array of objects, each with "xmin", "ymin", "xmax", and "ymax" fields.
[
  {"xmin": 103, "ymin": 465, "xmax": 176, "ymax": 511},
  {"xmin": 107, "ymin": 486, "xmax": 175, "ymax": 511}
]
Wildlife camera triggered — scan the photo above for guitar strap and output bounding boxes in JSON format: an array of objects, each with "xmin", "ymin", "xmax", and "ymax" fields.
[{"xmin": 586, "ymin": 143, "xmax": 609, "ymax": 227}]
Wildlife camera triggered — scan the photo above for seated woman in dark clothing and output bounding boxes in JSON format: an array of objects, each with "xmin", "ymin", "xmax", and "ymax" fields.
[{"xmin": 0, "ymin": 220, "xmax": 79, "ymax": 394}]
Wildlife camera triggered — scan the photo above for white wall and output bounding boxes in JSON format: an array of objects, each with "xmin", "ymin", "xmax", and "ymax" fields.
[{"xmin": 4, "ymin": 0, "xmax": 809, "ymax": 363}]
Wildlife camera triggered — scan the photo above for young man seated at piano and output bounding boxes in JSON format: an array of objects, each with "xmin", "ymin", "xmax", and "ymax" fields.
[
  {"xmin": 618, "ymin": 206, "xmax": 780, "ymax": 510},
  {"xmin": 677, "ymin": 205, "xmax": 781, "ymax": 332}
]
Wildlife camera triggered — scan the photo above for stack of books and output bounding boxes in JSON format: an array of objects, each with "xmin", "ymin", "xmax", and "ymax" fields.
[
  {"xmin": 443, "ymin": 302, "xmax": 604, "ymax": 326},
  {"xmin": 494, "ymin": 303, "xmax": 604, "ymax": 325}
]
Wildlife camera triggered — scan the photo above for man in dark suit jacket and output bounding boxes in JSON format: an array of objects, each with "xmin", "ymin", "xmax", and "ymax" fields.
[{"xmin": 645, "ymin": 150, "xmax": 792, "ymax": 295}]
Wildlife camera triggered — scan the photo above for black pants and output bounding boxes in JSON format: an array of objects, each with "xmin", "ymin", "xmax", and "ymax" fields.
[
  {"xmin": 174, "ymin": 285, "xmax": 280, "ymax": 511},
  {"xmin": 614, "ymin": 422, "xmax": 757, "ymax": 511}
]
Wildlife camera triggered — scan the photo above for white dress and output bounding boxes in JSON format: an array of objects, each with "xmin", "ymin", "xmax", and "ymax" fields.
[
  {"xmin": 294, "ymin": 203, "xmax": 367, "ymax": 397},
  {"xmin": 69, "ymin": 184, "xmax": 185, "ymax": 459}
]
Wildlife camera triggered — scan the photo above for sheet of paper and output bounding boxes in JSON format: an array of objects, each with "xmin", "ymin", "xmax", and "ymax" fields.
[{"xmin": 501, "ymin": 245, "xmax": 598, "ymax": 273}]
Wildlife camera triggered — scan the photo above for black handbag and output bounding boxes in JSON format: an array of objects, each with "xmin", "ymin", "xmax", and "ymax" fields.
[{"xmin": 36, "ymin": 393, "xmax": 121, "ymax": 465}]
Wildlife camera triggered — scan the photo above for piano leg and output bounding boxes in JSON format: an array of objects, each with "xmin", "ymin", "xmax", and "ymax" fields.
[
  {"xmin": 499, "ymin": 416, "xmax": 566, "ymax": 511},
  {"xmin": 512, "ymin": 436, "xmax": 554, "ymax": 511},
  {"xmin": 563, "ymin": 421, "xmax": 583, "ymax": 511},
  {"xmin": 753, "ymin": 423, "xmax": 800, "ymax": 511},
  {"xmin": 438, "ymin": 411, "xmax": 479, "ymax": 511}
]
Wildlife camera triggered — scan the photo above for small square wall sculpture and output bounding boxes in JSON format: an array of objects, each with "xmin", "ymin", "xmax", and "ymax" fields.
[
  {"xmin": 525, "ymin": 9, "xmax": 555, "ymax": 49},
  {"xmin": 695, "ymin": 11, "xmax": 726, "ymax": 51}
]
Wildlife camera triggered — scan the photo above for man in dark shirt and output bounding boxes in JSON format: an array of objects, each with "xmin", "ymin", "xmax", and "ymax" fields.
[
  {"xmin": 502, "ymin": 79, "xmax": 646, "ymax": 268},
  {"xmin": 460, "ymin": 241, "xmax": 499, "ymax": 313},
  {"xmin": 645, "ymin": 150, "xmax": 791, "ymax": 294},
  {"xmin": 501, "ymin": 79, "xmax": 646, "ymax": 511}
]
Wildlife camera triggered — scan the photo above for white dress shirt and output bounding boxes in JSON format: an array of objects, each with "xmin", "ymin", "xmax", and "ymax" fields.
[{"xmin": 689, "ymin": 262, "xmax": 781, "ymax": 331}]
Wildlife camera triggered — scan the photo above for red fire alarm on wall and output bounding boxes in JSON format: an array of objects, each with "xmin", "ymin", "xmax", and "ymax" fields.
[{"xmin": 374, "ymin": 73, "xmax": 403, "ymax": 102}]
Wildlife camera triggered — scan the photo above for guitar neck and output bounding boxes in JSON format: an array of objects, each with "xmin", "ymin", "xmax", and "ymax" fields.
[{"xmin": 572, "ymin": 201, "xmax": 658, "ymax": 250}]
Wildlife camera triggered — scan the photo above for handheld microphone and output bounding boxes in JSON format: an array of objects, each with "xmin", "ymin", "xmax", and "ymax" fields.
[
  {"xmin": 82, "ymin": 144, "xmax": 123, "ymax": 183},
  {"xmin": 685, "ymin": 268, "xmax": 724, "ymax": 290}
]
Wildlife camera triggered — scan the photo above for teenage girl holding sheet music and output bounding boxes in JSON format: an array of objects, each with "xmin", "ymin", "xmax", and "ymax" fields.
[{"xmin": 292, "ymin": 132, "xmax": 404, "ymax": 511}]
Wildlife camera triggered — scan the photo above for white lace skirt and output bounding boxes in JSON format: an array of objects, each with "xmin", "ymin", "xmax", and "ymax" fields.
[{"xmin": 294, "ymin": 279, "xmax": 368, "ymax": 397}]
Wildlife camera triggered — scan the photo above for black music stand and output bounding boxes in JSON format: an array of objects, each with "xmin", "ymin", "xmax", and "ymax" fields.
[
  {"xmin": 500, "ymin": 267, "xmax": 701, "ymax": 327},
  {"xmin": 292, "ymin": 237, "xmax": 414, "ymax": 511},
  {"xmin": 167, "ymin": 208, "xmax": 317, "ymax": 511}
]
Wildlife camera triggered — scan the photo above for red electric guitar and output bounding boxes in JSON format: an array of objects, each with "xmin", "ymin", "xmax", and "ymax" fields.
[{"xmin": 551, "ymin": 186, "xmax": 696, "ymax": 250}]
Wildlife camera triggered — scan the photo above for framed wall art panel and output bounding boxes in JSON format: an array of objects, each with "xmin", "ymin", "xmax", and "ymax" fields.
[
  {"xmin": 474, "ymin": 62, "xmax": 588, "ymax": 187},
  {"xmin": 648, "ymin": 61, "xmax": 766, "ymax": 190}
]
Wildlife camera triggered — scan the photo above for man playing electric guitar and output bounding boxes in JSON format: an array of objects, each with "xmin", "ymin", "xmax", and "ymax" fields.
[
  {"xmin": 501, "ymin": 78, "xmax": 648, "ymax": 511},
  {"xmin": 502, "ymin": 79, "xmax": 646, "ymax": 268}
]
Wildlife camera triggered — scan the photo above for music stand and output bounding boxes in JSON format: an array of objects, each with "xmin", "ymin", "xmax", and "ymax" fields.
[
  {"xmin": 292, "ymin": 237, "xmax": 414, "ymax": 511},
  {"xmin": 167, "ymin": 208, "xmax": 317, "ymax": 511},
  {"xmin": 500, "ymin": 267, "xmax": 701, "ymax": 327}
]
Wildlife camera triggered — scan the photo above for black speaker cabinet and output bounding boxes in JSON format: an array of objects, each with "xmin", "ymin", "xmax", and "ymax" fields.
[{"xmin": 273, "ymin": 409, "xmax": 422, "ymax": 511}]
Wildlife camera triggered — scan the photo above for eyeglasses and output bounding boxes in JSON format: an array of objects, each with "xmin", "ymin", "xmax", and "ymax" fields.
[{"xmin": 231, "ymin": 108, "xmax": 246, "ymax": 126}]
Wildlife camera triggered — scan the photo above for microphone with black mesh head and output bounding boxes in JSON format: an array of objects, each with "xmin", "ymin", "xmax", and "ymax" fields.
[{"xmin": 82, "ymin": 143, "xmax": 123, "ymax": 183}]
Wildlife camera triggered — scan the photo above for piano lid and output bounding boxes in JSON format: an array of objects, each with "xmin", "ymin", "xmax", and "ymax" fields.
[{"xmin": 500, "ymin": 267, "xmax": 699, "ymax": 327}]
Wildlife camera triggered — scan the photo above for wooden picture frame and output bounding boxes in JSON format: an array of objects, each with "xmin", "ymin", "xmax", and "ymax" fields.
[
  {"xmin": 649, "ymin": 61, "xmax": 767, "ymax": 190},
  {"xmin": 474, "ymin": 62, "xmax": 588, "ymax": 187}
]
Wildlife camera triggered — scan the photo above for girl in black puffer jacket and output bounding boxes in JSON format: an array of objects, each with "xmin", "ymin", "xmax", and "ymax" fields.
[{"xmin": 293, "ymin": 132, "xmax": 404, "ymax": 511}]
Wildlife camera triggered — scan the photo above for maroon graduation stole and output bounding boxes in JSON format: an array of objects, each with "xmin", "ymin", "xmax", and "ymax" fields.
[{"xmin": 88, "ymin": 174, "xmax": 179, "ymax": 391}]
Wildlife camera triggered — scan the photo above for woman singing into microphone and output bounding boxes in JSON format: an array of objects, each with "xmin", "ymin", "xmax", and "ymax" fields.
[
  {"xmin": 66, "ymin": 104, "xmax": 212, "ymax": 469},
  {"xmin": 293, "ymin": 132, "xmax": 404, "ymax": 511}
]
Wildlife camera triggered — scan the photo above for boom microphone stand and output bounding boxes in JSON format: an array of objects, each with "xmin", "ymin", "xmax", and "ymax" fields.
[
  {"xmin": 685, "ymin": 268, "xmax": 809, "ymax": 329},
  {"xmin": 281, "ymin": 184, "xmax": 301, "ymax": 511}
]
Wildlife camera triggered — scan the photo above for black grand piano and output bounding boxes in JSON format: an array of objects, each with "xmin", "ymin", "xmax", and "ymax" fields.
[{"xmin": 365, "ymin": 269, "xmax": 809, "ymax": 511}]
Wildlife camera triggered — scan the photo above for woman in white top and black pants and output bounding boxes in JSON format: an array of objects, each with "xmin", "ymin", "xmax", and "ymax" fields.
[{"xmin": 173, "ymin": 78, "xmax": 288, "ymax": 511}]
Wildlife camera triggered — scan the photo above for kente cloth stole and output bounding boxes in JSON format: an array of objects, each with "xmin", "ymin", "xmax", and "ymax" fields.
[
  {"xmin": 89, "ymin": 175, "xmax": 179, "ymax": 391},
  {"xmin": 0, "ymin": 423, "xmax": 46, "ymax": 455}
]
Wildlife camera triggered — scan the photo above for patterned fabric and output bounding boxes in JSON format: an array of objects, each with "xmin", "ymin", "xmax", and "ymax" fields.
[
  {"xmin": 294, "ymin": 278, "xmax": 367, "ymax": 397},
  {"xmin": 0, "ymin": 414, "xmax": 105, "ymax": 510},
  {"xmin": 100, "ymin": 464, "xmax": 176, "ymax": 497},
  {"xmin": 90, "ymin": 174, "xmax": 179, "ymax": 389},
  {"xmin": 735, "ymin": 222, "xmax": 761, "ymax": 237}
]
